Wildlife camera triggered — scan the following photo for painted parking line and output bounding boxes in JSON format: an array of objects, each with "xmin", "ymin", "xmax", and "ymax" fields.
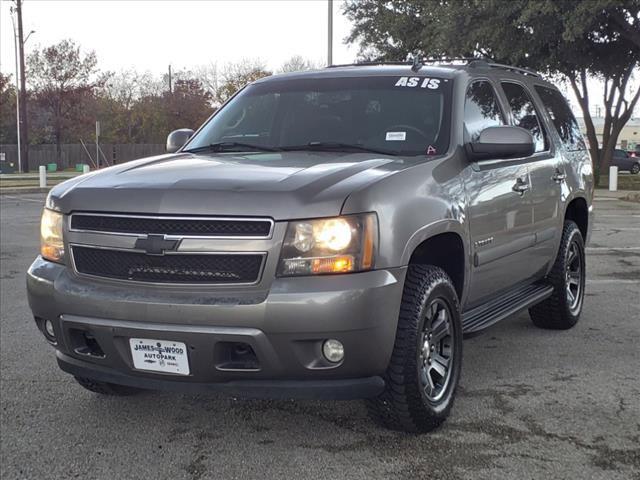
[
  {"xmin": 0, "ymin": 195, "xmax": 45, "ymax": 203},
  {"xmin": 587, "ymin": 247, "xmax": 640, "ymax": 251},
  {"xmin": 593, "ymin": 228, "xmax": 640, "ymax": 231},
  {"xmin": 587, "ymin": 279, "xmax": 640, "ymax": 284}
]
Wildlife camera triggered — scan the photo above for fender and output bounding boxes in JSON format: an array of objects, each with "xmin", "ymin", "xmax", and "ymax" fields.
[{"xmin": 401, "ymin": 218, "xmax": 472, "ymax": 306}]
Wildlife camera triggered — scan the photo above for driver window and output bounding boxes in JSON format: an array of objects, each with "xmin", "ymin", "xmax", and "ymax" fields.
[{"xmin": 464, "ymin": 81, "xmax": 504, "ymax": 142}]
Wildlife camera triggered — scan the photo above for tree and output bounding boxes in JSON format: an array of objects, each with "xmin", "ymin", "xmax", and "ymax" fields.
[
  {"xmin": 0, "ymin": 73, "xmax": 18, "ymax": 144},
  {"xmin": 278, "ymin": 55, "xmax": 318, "ymax": 73},
  {"xmin": 215, "ymin": 59, "xmax": 272, "ymax": 105},
  {"xmin": 27, "ymin": 39, "xmax": 107, "ymax": 165},
  {"xmin": 165, "ymin": 78, "xmax": 213, "ymax": 131},
  {"xmin": 345, "ymin": 0, "xmax": 640, "ymax": 182}
]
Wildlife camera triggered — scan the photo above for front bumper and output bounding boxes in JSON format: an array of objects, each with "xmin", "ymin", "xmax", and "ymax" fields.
[{"xmin": 27, "ymin": 257, "xmax": 406, "ymax": 399}]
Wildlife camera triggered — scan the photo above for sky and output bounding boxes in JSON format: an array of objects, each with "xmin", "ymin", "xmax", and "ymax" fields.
[
  {"xmin": 0, "ymin": 0, "xmax": 636, "ymax": 119},
  {"xmin": 0, "ymin": 0, "xmax": 357, "ymax": 75}
]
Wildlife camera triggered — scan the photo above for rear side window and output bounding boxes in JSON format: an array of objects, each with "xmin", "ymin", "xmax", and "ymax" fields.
[
  {"xmin": 464, "ymin": 81, "xmax": 504, "ymax": 142},
  {"xmin": 502, "ymin": 82, "xmax": 548, "ymax": 153},
  {"xmin": 535, "ymin": 86, "xmax": 586, "ymax": 151}
]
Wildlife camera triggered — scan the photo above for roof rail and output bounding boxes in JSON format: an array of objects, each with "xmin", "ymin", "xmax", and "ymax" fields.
[
  {"xmin": 327, "ymin": 57, "xmax": 489, "ymax": 69},
  {"xmin": 326, "ymin": 58, "xmax": 541, "ymax": 77},
  {"xmin": 326, "ymin": 61, "xmax": 412, "ymax": 68},
  {"xmin": 486, "ymin": 63, "xmax": 541, "ymax": 78}
]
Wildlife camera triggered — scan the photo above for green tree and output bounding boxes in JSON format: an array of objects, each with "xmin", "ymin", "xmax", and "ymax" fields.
[
  {"xmin": 27, "ymin": 39, "xmax": 107, "ymax": 165},
  {"xmin": 345, "ymin": 0, "xmax": 640, "ymax": 182}
]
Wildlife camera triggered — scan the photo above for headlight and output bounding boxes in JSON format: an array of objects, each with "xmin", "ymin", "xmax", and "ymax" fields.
[
  {"xmin": 278, "ymin": 213, "xmax": 377, "ymax": 276},
  {"xmin": 40, "ymin": 209, "xmax": 64, "ymax": 263}
]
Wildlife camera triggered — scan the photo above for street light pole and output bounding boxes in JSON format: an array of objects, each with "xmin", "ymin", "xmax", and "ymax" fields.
[
  {"xmin": 327, "ymin": 0, "xmax": 333, "ymax": 67},
  {"xmin": 10, "ymin": 9, "xmax": 22, "ymax": 173},
  {"xmin": 16, "ymin": 0, "xmax": 30, "ymax": 173}
]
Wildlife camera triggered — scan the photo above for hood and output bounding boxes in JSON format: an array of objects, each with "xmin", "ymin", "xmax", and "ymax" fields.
[{"xmin": 48, "ymin": 151, "xmax": 412, "ymax": 219}]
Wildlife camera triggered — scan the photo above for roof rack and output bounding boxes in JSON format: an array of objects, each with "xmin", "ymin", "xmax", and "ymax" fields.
[
  {"xmin": 326, "ymin": 58, "xmax": 541, "ymax": 78},
  {"xmin": 487, "ymin": 62, "xmax": 541, "ymax": 78}
]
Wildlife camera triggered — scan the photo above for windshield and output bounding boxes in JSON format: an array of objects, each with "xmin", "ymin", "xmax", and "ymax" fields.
[{"xmin": 185, "ymin": 75, "xmax": 452, "ymax": 157}]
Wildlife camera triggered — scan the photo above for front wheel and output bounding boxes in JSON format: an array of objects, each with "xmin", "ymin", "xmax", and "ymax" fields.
[
  {"xmin": 631, "ymin": 163, "xmax": 640, "ymax": 175},
  {"xmin": 367, "ymin": 265, "xmax": 462, "ymax": 433}
]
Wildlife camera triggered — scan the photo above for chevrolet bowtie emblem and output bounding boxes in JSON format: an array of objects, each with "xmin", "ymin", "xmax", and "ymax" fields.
[{"xmin": 134, "ymin": 234, "xmax": 180, "ymax": 255}]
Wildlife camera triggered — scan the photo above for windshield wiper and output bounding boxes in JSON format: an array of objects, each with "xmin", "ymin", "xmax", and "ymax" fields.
[
  {"xmin": 183, "ymin": 142, "xmax": 281, "ymax": 153},
  {"xmin": 280, "ymin": 141, "xmax": 398, "ymax": 156}
]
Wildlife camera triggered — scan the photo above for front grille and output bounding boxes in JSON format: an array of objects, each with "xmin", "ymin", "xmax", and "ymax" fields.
[
  {"xmin": 72, "ymin": 246, "xmax": 264, "ymax": 284},
  {"xmin": 70, "ymin": 214, "xmax": 273, "ymax": 238}
]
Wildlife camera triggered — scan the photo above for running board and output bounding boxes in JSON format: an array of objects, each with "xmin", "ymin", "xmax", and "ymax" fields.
[{"xmin": 462, "ymin": 283, "xmax": 554, "ymax": 335}]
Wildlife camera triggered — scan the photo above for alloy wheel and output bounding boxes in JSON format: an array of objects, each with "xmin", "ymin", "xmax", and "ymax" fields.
[
  {"xmin": 419, "ymin": 298, "xmax": 455, "ymax": 402},
  {"xmin": 565, "ymin": 240, "xmax": 583, "ymax": 314}
]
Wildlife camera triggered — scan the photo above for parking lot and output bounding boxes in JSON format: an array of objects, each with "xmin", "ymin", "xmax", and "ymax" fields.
[{"xmin": 1, "ymin": 193, "xmax": 638, "ymax": 480}]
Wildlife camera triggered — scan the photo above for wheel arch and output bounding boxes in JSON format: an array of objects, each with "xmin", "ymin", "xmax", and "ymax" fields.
[
  {"xmin": 564, "ymin": 196, "xmax": 589, "ymax": 240},
  {"xmin": 406, "ymin": 230, "xmax": 467, "ymax": 301}
]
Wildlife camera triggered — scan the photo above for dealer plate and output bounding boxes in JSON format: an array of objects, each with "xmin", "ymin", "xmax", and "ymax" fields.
[{"xmin": 129, "ymin": 338, "xmax": 190, "ymax": 375}]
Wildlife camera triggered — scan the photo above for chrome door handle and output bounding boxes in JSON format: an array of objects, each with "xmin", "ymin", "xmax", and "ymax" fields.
[
  {"xmin": 512, "ymin": 178, "xmax": 530, "ymax": 194},
  {"xmin": 553, "ymin": 170, "xmax": 567, "ymax": 183}
]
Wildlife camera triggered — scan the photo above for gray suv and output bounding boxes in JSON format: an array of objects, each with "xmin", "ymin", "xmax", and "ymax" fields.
[{"xmin": 27, "ymin": 60, "xmax": 593, "ymax": 432}]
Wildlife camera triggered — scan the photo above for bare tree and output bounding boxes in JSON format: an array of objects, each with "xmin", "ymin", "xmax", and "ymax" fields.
[
  {"xmin": 215, "ymin": 59, "xmax": 271, "ymax": 105},
  {"xmin": 278, "ymin": 55, "xmax": 318, "ymax": 73}
]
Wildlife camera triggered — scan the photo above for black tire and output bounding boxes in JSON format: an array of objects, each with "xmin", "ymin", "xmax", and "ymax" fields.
[
  {"xmin": 367, "ymin": 265, "xmax": 463, "ymax": 433},
  {"xmin": 529, "ymin": 221, "xmax": 585, "ymax": 329},
  {"xmin": 74, "ymin": 376, "xmax": 142, "ymax": 396},
  {"xmin": 631, "ymin": 163, "xmax": 640, "ymax": 175}
]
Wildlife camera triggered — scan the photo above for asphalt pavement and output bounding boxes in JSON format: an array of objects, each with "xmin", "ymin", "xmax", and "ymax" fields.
[{"xmin": 1, "ymin": 193, "xmax": 639, "ymax": 480}]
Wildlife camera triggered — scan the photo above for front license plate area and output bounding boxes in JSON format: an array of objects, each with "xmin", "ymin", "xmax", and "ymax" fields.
[{"xmin": 129, "ymin": 338, "xmax": 190, "ymax": 375}]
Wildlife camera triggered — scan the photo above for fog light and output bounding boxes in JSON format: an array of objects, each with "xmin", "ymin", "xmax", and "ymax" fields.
[
  {"xmin": 44, "ymin": 319, "xmax": 55, "ymax": 339},
  {"xmin": 322, "ymin": 339, "xmax": 344, "ymax": 363}
]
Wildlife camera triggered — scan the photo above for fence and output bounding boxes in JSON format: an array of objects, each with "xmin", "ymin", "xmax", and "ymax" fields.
[{"xmin": 0, "ymin": 144, "xmax": 166, "ymax": 171}]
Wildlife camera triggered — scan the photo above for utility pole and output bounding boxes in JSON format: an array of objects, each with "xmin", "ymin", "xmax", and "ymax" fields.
[
  {"xmin": 168, "ymin": 64, "xmax": 173, "ymax": 94},
  {"xmin": 327, "ymin": 0, "xmax": 333, "ymax": 67},
  {"xmin": 16, "ymin": 0, "xmax": 30, "ymax": 172}
]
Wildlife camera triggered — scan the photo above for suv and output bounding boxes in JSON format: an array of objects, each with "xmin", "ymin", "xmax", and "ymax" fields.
[
  {"xmin": 27, "ymin": 60, "xmax": 593, "ymax": 432},
  {"xmin": 612, "ymin": 148, "xmax": 640, "ymax": 174}
]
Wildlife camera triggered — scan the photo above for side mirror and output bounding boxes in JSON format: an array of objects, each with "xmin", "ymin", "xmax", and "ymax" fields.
[
  {"xmin": 166, "ymin": 129, "xmax": 195, "ymax": 153},
  {"xmin": 467, "ymin": 126, "xmax": 534, "ymax": 161}
]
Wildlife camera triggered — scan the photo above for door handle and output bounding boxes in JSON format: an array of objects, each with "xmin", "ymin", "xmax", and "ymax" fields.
[
  {"xmin": 512, "ymin": 178, "xmax": 530, "ymax": 195},
  {"xmin": 553, "ymin": 169, "xmax": 567, "ymax": 183}
]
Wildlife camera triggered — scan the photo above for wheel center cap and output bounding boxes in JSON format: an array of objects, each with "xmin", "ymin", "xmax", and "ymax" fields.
[{"xmin": 422, "ymin": 339, "xmax": 430, "ymax": 358}]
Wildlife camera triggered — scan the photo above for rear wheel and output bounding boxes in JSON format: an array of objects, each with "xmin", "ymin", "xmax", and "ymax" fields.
[
  {"xmin": 631, "ymin": 163, "xmax": 640, "ymax": 175},
  {"xmin": 367, "ymin": 265, "xmax": 462, "ymax": 433},
  {"xmin": 529, "ymin": 221, "xmax": 585, "ymax": 329},
  {"xmin": 74, "ymin": 376, "xmax": 142, "ymax": 396}
]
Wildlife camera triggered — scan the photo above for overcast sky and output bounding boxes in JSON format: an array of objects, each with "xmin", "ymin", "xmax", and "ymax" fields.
[
  {"xmin": 0, "ymin": 0, "xmax": 357, "ymax": 74},
  {"xmin": 0, "ymin": 0, "xmax": 637, "ymax": 119}
]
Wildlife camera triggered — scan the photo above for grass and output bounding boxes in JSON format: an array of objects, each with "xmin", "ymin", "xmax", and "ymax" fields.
[{"xmin": 597, "ymin": 174, "xmax": 640, "ymax": 191}]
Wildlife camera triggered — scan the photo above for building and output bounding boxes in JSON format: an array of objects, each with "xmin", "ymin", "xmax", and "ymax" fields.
[{"xmin": 577, "ymin": 117, "xmax": 640, "ymax": 151}]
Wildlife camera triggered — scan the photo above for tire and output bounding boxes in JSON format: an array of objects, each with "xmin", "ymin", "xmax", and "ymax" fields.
[
  {"xmin": 631, "ymin": 163, "xmax": 640, "ymax": 175},
  {"xmin": 74, "ymin": 376, "xmax": 142, "ymax": 396},
  {"xmin": 529, "ymin": 221, "xmax": 585, "ymax": 329},
  {"xmin": 367, "ymin": 265, "xmax": 463, "ymax": 433}
]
